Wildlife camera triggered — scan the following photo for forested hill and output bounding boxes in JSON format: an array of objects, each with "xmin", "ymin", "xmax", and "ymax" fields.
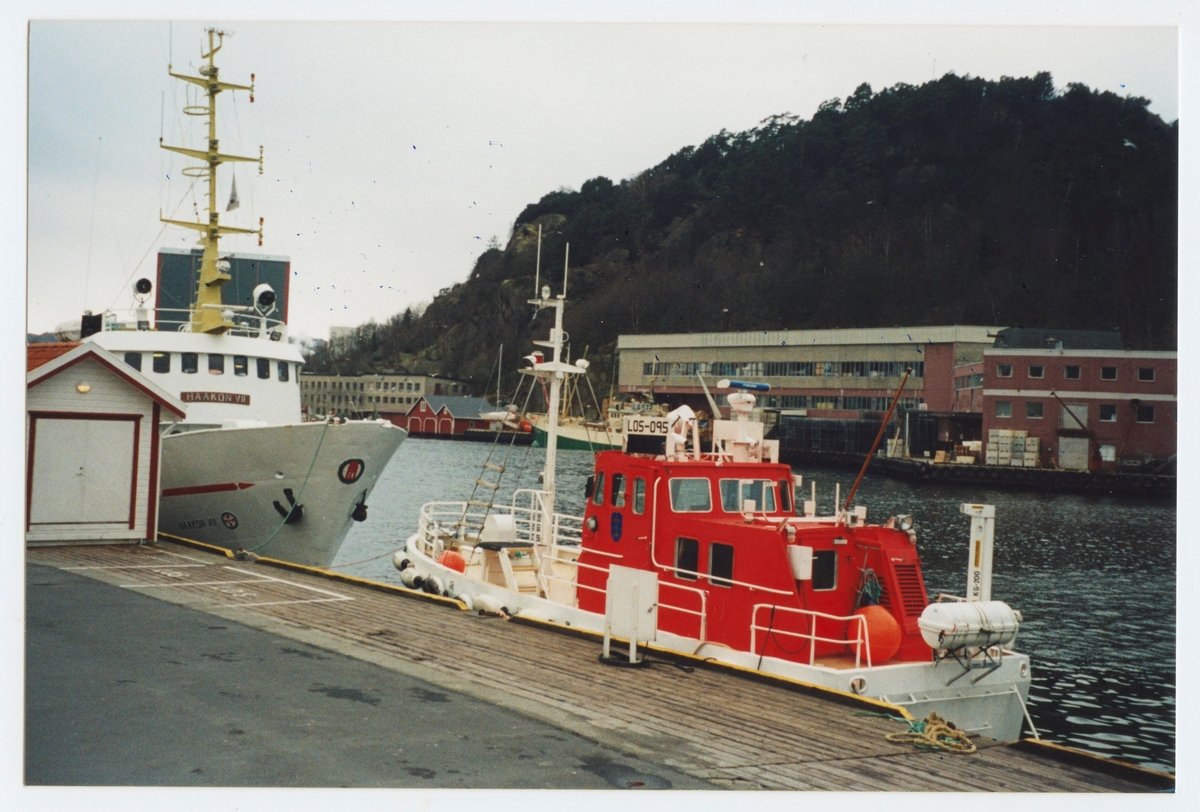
[{"xmin": 309, "ymin": 72, "xmax": 1177, "ymax": 399}]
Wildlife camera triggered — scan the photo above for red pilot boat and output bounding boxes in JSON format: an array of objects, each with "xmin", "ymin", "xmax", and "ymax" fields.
[{"xmin": 400, "ymin": 256, "xmax": 1036, "ymax": 744}]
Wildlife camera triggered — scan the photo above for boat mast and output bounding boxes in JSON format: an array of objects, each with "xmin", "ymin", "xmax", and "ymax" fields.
[{"xmin": 160, "ymin": 28, "xmax": 264, "ymax": 334}]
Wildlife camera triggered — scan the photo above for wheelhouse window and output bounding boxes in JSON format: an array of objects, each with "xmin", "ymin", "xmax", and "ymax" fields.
[
  {"xmin": 1136, "ymin": 405, "xmax": 1155, "ymax": 423},
  {"xmin": 257, "ymin": 358, "xmax": 271, "ymax": 379},
  {"xmin": 995, "ymin": 401, "xmax": 1012, "ymax": 418},
  {"xmin": 633, "ymin": 478, "xmax": 646, "ymax": 515},
  {"xmin": 1064, "ymin": 365, "xmax": 1081, "ymax": 380},
  {"xmin": 181, "ymin": 352, "xmax": 198, "ymax": 374},
  {"xmin": 1026, "ymin": 402, "xmax": 1044, "ymax": 419},
  {"xmin": 592, "ymin": 471, "xmax": 606, "ymax": 506},
  {"xmin": 1101, "ymin": 366, "xmax": 1117, "ymax": 381},
  {"xmin": 233, "ymin": 355, "xmax": 248, "ymax": 376},
  {"xmin": 1099, "ymin": 404, "xmax": 1117, "ymax": 422},
  {"xmin": 719, "ymin": 479, "xmax": 777, "ymax": 513},
  {"xmin": 669, "ymin": 478, "xmax": 712, "ymax": 513},
  {"xmin": 779, "ymin": 480, "xmax": 792, "ymax": 513},
  {"xmin": 997, "ymin": 364, "xmax": 1013, "ymax": 378},
  {"xmin": 209, "ymin": 354, "xmax": 225, "ymax": 374},
  {"xmin": 278, "ymin": 361, "xmax": 289, "ymax": 382},
  {"xmin": 674, "ymin": 537, "xmax": 699, "ymax": 580},
  {"xmin": 710, "ymin": 543, "xmax": 734, "ymax": 587},
  {"xmin": 811, "ymin": 549, "xmax": 837, "ymax": 591},
  {"xmin": 1138, "ymin": 367, "xmax": 1155, "ymax": 382},
  {"xmin": 611, "ymin": 473, "xmax": 626, "ymax": 507},
  {"xmin": 124, "ymin": 352, "xmax": 142, "ymax": 371},
  {"xmin": 1028, "ymin": 365, "xmax": 1044, "ymax": 379}
]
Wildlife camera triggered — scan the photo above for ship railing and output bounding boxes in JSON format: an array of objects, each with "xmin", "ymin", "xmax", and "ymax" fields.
[
  {"xmin": 101, "ymin": 307, "xmax": 288, "ymax": 339},
  {"xmin": 658, "ymin": 581, "xmax": 708, "ymax": 643},
  {"xmin": 750, "ymin": 604, "xmax": 873, "ymax": 669},
  {"xmin": 414, "ymin": 498, "xmax": 581, "ymax": 560}
]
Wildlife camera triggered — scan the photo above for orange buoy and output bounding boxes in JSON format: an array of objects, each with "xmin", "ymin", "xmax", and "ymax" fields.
[
  {"xmin": 854, "ymin": 604, "xmax": 902, "ymax": 663},
  {"xmin": 438, "ymin": 550, "xmax": 466, "ymax": 573}
]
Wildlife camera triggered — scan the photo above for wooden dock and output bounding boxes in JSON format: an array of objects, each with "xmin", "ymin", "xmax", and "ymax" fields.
[{"xmin": 27, "ymin": 539, "xmax": 1172, "ymax": 792}]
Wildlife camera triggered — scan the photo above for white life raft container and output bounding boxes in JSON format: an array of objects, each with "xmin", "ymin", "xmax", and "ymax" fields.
[{"xmin": 918, "ymin": 600, "xmax": 1022, "ymax": 651}]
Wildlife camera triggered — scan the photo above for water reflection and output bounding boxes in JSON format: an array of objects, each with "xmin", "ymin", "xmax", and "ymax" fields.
[{"xmin": 335, "ymin": 441, "xmax": 1176, "ymax": 773}]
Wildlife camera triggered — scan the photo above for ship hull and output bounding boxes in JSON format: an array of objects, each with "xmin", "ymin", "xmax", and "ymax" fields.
[
  {"xmin": 529, "ymin": 416, "xmax": 620, "ymax": 451},
  {"xmin": 160, "ymin": 420, "xmax": 406, "ymax": 567}
]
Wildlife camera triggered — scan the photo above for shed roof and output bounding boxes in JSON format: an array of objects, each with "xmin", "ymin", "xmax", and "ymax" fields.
[
  {"xmin": 27, "ymin": 342, "xmax": 81, "ymax": 371},
  {"xmin": 27, "ymin": 343, "xmax": 187, "ymax": 418}
]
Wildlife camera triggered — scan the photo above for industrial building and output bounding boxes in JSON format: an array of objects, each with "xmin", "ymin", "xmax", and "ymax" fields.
[{"xmin": 300, "ymin": 371, "xmax": 476, "ymax": 417}]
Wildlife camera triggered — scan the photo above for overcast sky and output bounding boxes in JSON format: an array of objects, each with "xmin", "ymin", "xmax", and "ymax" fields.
[{"xmin": 23, "ymin": 10, "xmax": 1180, "ymax": 344}]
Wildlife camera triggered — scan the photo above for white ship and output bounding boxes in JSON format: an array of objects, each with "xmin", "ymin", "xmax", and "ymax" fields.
[{"xmin": 83, "ymin": 29, "xmax": 405, "ymax": 567}]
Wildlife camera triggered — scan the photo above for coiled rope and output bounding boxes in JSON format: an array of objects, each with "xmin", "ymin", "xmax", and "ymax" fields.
[{"xmin": 883, "ymin": 711, "xmax": 978, "ymax": 755}]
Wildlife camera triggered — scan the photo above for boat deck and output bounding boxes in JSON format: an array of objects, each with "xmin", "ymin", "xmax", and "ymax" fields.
[{"xmin": 27, "ymin": 539, "xmax": 1171, "ymax": 792}]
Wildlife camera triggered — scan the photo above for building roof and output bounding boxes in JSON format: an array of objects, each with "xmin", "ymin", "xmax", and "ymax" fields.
[
  {"xmin": 992, "ymin": 327, "xmax": 1124, "ymax": 351},
  {"xmin": 617, "ymin": 325, "xmax": 1004, "ymax": 351},
  {"xmin": 416, "ymin": 395, "xmax": 495, "ymax": 418},
  {"xmin": 27, "ymin": 342, "xmax": 81, "ymax": 371}
]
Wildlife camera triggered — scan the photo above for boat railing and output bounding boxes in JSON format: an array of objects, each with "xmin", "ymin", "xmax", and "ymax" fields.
[
  {"xmin": 749, "ymin": 604, "xmax": 874, "ymax": 668},
  {"xmin": 101, "ymin": 307, "xmax": 288, "ymax": 339},
  {"xmin": 415, "ymin": 498, "xmax": 581, "ymax": 560},
  {"xmin": 658, "ymin": 581, "xmax": 708, "ymax": 643}
]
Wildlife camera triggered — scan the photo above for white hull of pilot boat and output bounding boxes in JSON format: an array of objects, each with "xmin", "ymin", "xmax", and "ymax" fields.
[
  {"xmin": 162, "ymin": 420, "xmax": 405, "ymax": 567},
  {"xmin": 403, "ymin": 501, "xmax": 1033, "ymax": 744}
]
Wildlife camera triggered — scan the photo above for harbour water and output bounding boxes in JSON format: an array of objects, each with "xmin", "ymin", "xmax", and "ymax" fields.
[{"xmin": 333, "ymin": 438, "xmax": 1176, "ymax": 774}]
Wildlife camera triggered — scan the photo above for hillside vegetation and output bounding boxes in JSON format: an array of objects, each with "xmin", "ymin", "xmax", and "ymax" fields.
[{"xmin": 307, "ymin": 72, "xmax": 1177, "ymax": 401}]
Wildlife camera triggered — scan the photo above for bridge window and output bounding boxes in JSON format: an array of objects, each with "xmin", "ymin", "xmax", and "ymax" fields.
[
  {"xmin": 152, "ymin": 352, "xmax": 170, "ymax": 373},
  {"xmin": 209, "ymin": 354, "xmax": 224, "ymax": 374},
  {"xmin": 611, "ymin": 473, "xmax": 626, "ymax": 507},
  {"xmin": 719, "ymin": 479, "xmax": 776, "ymax": 513},
  {"xmin": 779, "ymin": 479, "xmax": 792, "ymax": 513},
  {"xmin": 592, "ymin": 472, "xmax": 605, "ymax": 507},
  {"xmin": 181, "ymin": 352, "xmax": 198, "ymax": 374},
  {"xmin": 674, "ymin": 537, "xmax": 699, "ymax": 580},
  {"xmin": 669, "ymin": 478, "xmax": 711, "ymax": 513},
  {"xmin": 633, "ymin": 478, "xmax": 646, "ymax": 514},
  {"xmin": 233, "ymin": 355, "xmax": 248, "ymax": 376},
  {"xmin": 257, "ymin": 358, "xmax": 270, "ymax": 379},
  {"xmin": 710, "ymin": 543, "xmax": 734, "ymax": 587},
  {"xmin": 812, "ymin": 550, "xmax": 837, "ymax": 591},
  {"xmin": 278, "ymin": 361, "xmax": 289, "ymax": 382},
  {"xmin": 124, "ymin": 352, "xmax": 142, "ymax": 371}
]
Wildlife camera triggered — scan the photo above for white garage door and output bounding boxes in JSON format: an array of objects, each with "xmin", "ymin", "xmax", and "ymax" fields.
[{"xmin": 30, "ymin": 418, "xmax": 135, "ymax": 525}]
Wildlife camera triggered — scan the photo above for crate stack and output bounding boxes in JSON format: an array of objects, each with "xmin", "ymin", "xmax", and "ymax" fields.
[{"xmin": 986, "ymin": 429, "xmax": 1040, "ymax": 467}]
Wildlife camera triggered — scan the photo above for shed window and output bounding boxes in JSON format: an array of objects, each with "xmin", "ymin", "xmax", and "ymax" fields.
[
  {"xmin": 592, "ymin": 472, "xmax": 605, "ymax": 507},
  {"xmin": 812, "ymin": 550, "xmax": 837, "ymax": 591},
  {"xmin": 669, "ymin": 478, "xmax": 712, "ymax": 512},
  {"xmin": 1101, "ymin": 366, "xmax": 1117, "ymax": 381},
  {"xmin": 995, "ymin": 401, "xmax": 1012, "ymax": 418},
  {"xmin": 710, "ymin": 543, "xmax": 734, "ymax": 587},
  {"xmin": 278, "ymin": 361, "xmax": 289, "ymax": 382},
  {"xmin": 633, "ymin": 478, "xmax": 646, "ymax": 515},
  {"xmin": 208, "ymin": 354, "xmax": 225, "ymax": 374},
  {"xmin": 674, "ymin": 537, "xmax": 699, "ymax": 580},
  {"xmin": 1138, "ymin": 367, "xmax": 1155, "ymax": 382},
  {"xmin": 124, "ymin": 352, "xmax": 142, "ymax": 371},
  {"xmin": 181, "ymin": 352, "xmax": 198, "ymax": 374},
  {"xmin": 611, "ymin": 473, "xmax": 626, "ymax": 507},
  {"xmin": 257, "ymin": 358, "xmax": 271, "ymax": 379},
  {"xmin": 1064, "ymin": 366, "xmax": 1081, "ymax": 380},
  {"xmin": 233, "ymin": 355, "xmax": 248, "ymax": 376}
]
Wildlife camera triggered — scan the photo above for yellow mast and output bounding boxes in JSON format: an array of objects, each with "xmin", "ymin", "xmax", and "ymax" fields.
[{"xmin": 160, "ymin": 28, "xmax": 263, "ymax": 334}]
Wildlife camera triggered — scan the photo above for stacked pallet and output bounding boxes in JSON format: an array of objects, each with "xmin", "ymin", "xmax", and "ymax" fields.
[{"xmin": 986, "ymin": 429, "xmax": 1040, "ymax": 467}]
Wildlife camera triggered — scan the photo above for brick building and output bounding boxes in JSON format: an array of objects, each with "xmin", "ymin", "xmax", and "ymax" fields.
[
  {"xmin": 300, "ymin": 372, "xmax": 474, "ymax": 417},
  {"xmin": 980, "ymin": 328, "xmax": 1175, "ymax": 471}
]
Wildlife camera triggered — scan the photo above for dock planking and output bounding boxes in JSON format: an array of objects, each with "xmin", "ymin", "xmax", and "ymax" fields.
[{"xmin": 27, "ymin": 540, "xmax": 1167, "ymax": 792}]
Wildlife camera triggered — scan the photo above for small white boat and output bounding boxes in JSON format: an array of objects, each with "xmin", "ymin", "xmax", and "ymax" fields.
[{"xmin": 83, "ymin": 29, "xmax": 405, "ymax": 567}]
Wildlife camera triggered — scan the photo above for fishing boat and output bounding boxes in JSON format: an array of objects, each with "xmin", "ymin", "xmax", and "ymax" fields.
[
  {"xmin": 82, "ymin": 29, "xmax": 406, "ymax": 567},
  {"xmin": 397, "ymin": 257, "xmax": 1036, "ymax": 744}
]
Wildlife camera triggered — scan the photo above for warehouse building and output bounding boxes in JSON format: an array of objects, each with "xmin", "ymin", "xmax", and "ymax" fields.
[{"xmin": 300, "ymin": 371, "xmax": 475, "ymax": 418}]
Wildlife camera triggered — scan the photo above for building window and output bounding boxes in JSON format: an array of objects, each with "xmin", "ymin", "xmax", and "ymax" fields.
[
  {"xmin": 1026, "ymin": 402, "xmax": 1044, "ymax": 419},
  {"xmin": 1064, "ymin": 365, "xmax": 1081, "ymax": 380},
  {"xmin": 710, "ymin": 543, "xmax": 734, "ymax": 587},
  {"xmin": 208, "ymin": 354, "xmax": 225, "ymax": 375},
  {"xmin": 257, "ymin": 358, "xmax": 271, "ymax": 379},
  {"xmin": 1099, "ymin": 404, "xmax": 1118, "ymax": 422},
  {"xmin": 1028, "ymin": 365, "xmax": 1044, "ymax": 379},
  {"xmin": 1101, "ymin": 366, "xmax": 1117, "ymax": 381},
  {"xmin": 997, "ymin": 364, "xmax": 1013, "ymax": 378},
  {"xmin": 180, "ymin": 352, "xmax": 198, "ymax": 374},
  {"xmin": 124, "ymin": 352, "xmax": 142, "ymax": 371},
  {"xmin": 995, "ymin": 401, "xmax": 1012, "ymax": 418},
  {"xmin": 811, "ymin": 549, "xmax": 837, "ymax": 591},
  {"xmin": 1138, "ymin": 367, "xmax": 1155, "ymax": 382},
  {"xmin": 633, "ymin": 478, "xmax": 646, "ymax": 515},
  {"xmin": 1099, "ymin": 444, "xmax": 1116, "ymax": 462},
  {"xmin": 669, "ymin": 478, "xmax": 712, "ymax": 513},
  {"xmin": 674, "ymin": 537, "xmax": 699, "ymax": 580},
  {"xmin": 1136, "ymin": 405, "xmax": 1155, "ymax": 423}
]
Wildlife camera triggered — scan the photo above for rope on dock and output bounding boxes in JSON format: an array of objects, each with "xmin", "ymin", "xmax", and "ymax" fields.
[{"xmin": 883, "ymin": 711, "xmax": 978, "ymax": 755}]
